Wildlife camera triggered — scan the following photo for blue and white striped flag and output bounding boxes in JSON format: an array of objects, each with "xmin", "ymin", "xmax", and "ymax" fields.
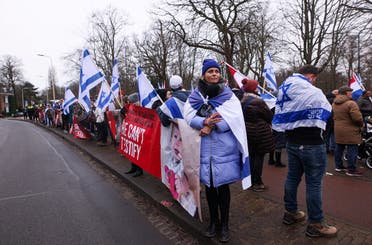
[
  {"xmin": 111, "ymin": 58, "xmax": 120, "ymax": 102},
  {"xmin": 78, "ymin": 49, "xmax": 105, "ymax": 112},
  {"xmin": 62, "ymin": 87, "xmax": 77, "ymax": 115},
  {"xmin": 95, "ymin": 81, "xmax": 112, "ymax": 111},
  {"xmin": 263, "ymin": 52, "xmax": 278, "ymax": 92},
  {"xmin": 137, "ymin": 66, "xmax": 159, "ymax": 108}
]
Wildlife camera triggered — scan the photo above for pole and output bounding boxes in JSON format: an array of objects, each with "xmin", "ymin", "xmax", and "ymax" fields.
[
  {"xmin": 37, "ymin": 54, "xmax": 56, "ymax": 100},
  {"xmin": 357, "ymin": 32, "xmax": 361, "ymax": 75}
]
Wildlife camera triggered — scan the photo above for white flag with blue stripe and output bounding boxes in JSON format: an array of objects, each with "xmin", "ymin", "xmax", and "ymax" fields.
[
  {"xmin": 263, "ymin": 52, "xmax": 278, "ymax": 92},
  {"xmin": 137, "ymin": 66, "xmax": 159, "ymax": 108},
  {"xmin": 95, "ymin": 81, "xmax": 112, "ymax": 111},
  {"xmin": 62, "ymin": 87, "xmax": 77, "ymax": 115},
  {"xmin": 111, "ymin": 58, "xmax": 120, "ymax": 102},
  {"xmin": 78, "ymin": 49, "xmax": 105, "ymax": 112}
]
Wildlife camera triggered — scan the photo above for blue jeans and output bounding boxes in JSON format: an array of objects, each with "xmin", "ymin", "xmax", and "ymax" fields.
[
  {"xmin": 285, "ymin": 143, "xmax": 326, "ymax": 223},
  {"xmin": 334, "ymin": 144, "xmax": 358, "ymax": 171}
]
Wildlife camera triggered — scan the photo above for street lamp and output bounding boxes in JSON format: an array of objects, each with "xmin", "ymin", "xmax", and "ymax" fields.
[
  {"xmin": 37, "ymin": 53, "xmax": 56, "ymax": 101},
  {"xmin": 21, "ymin": 87, "xmax": 30, "ymax": 108}
]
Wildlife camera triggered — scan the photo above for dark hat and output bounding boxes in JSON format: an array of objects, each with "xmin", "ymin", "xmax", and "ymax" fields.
[
  {"xmin": 338, "ymin": 86, "xmax": 353, "ymax": 95},
  {"xmin": 202, "ymin": 59, "xmax": 221, "ymax": 75},
  {"xmin": 241, "ymin": 78, "xmax": 258, "ymax": 93}
]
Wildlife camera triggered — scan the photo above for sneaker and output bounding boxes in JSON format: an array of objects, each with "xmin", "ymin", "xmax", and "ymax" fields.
[
  {"xmin": 306, "ymin": 222, "xmax": 337, "ymax": 237},
  {"xmin": 283, "ymin": 210, "xmax": 306, "ymax": 225},
  {"xmin": 334, "ymin": 167, "xmax": 347, "ymax": 172},
  {"xmin": 346, "ymin": 170, "xmax": 363, "ymax": 177},
  {"xmin": 251, "ymin": 184, "xmax": 265, "ymax": 192}
]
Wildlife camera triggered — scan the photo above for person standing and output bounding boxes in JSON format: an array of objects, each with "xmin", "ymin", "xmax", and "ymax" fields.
[
  {"xmin": 240, "ymin": 78, "xmax": 275, "ymax": 192},
  {"xmin": 333, "ymin": 86, "xmax": 364, "ymax": 176},
  {"xmin": 94, "ymin": 106, "xmax": 108, "ymax": 146},
  {"xmin": 184, "ymin": 59, "xmax": 249, "ymax": 243},
  {"xmin": 273, "ymin": 65, "xmax": 337, "ymax": 238},
  {"xmin": 357, "ymin": 90, "xmax": 372, "ymax": 119}
]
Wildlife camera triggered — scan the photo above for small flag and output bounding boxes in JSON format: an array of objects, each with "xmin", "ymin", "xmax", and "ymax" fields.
[
  {"xmin": 111, "ymin": 58, "xmax": 120, "ymax": 102},
  {"xmin": 62, "ymin": 87, "xmax": 77, "ymax": 115},
  {"xmin": 78, "ymin": 49, "xmax": 105, "ymax": 112},
  {"xmin": 349, "ymin": 71, "xmax": 364, "ymax": 101},
  {"xmin": 263, "ymin": 52, "xmax": 278, "ymax": 92},
  {"xmin": 137, "ymin": 67, "xmax": 160, "ymax": 108},
  {"xmin": 95, "ymin": 81, "xmax": 112, "ymax": 111}
]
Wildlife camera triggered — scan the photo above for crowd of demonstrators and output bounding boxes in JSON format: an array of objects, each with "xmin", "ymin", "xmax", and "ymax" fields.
[
  {"xmin": 240, "ymin": 78, "xmax": 275, "ymax": 192},
  {"xmin": 273, "ymin": 65, "xmax": 337, "ymax": 238},
  {"xmin": 333, "ymin": 86, "xmax": 364, "ymax": 176}
]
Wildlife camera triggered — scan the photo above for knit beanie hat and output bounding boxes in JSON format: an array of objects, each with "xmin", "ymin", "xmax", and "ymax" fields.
[
  {"xmin": 202, "ymin": 59, "xmax": 221, "ymax": 75},
  {"xmin": 241, "ymin": 78, "xmax": 258, "ymax": 93}
]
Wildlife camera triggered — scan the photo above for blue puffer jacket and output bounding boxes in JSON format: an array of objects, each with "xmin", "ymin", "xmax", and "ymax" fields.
[{"xmin": 189, "ymin": 108, "xmax": 241, "ymax": 187}]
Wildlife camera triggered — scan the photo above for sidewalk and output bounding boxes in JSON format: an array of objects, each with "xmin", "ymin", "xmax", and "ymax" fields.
[{"xmin": 33, "ymin": 121, "xmax": 372, "ymax": 244}]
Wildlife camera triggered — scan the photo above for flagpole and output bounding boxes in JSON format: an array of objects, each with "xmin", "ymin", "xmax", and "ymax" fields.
[{"xmin": 223, "ymin": 61, "xmax": 276, "ymax": 98}]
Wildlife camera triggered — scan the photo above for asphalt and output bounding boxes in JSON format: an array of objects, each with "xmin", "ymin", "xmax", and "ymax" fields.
[{"xmin": 17, "ymin": 119, "xmax": 372, "ymax": 244}]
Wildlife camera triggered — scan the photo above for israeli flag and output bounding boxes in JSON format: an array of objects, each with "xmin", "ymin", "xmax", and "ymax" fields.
[
  {"xmin": 78, "ymin": 49, "xmax": 105, "ymax": 112},
  {"xmin": 137, "ymin": 66, "xmax": 159, "ymax": 108},
  {"xmin": 111, "ymin": 58, "xmax": 120, "ymax": 102},
  {"xmin": 159, "ymin": 97, "xmax": 185, "ymax": 119},
  {"xmin": 62, "ymin": 87, "xmax": 77, "ymax": 115},
  {"xmin": 263, "ymin": 52, "xmax": 278, "ymax": 92},
  {"xmin": 95, "ymin": 81, "xmax": 112, "ymax": 111}
]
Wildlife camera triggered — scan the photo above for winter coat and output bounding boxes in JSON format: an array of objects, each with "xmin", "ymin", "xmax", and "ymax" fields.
[
  {"xmin": 187, "ymin": 85, "xmax": 242, "ymax": 188},
  {"xmin": 332, "ymin": 94, "xmax": 364, "ymax": 144},
  {"xmin": 357, "ymin": 96, "xmax": 372, "ymax": 119},
  {"xmin": 241, "ymin": 93, "xmax": 275, "ymax": 154}
]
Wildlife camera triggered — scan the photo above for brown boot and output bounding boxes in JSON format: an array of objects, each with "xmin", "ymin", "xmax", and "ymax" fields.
[
  {"xmin": 283, "ymin": 210, "xmax": 306, "ymax": 225},
  {"xmin": 306, "ymin": 222, "xmax": 338, "ymax": 237}
]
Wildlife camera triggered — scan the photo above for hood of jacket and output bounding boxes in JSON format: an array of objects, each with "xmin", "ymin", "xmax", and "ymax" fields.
[{"xmin": 333, "ymin": 94, "xmax": 352, "ymax": 105}]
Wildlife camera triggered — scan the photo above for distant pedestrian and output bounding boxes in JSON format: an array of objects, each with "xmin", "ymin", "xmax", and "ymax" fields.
[
  {"xmin": 333, "ymin": 86, "xmax": 364, "ymax": 176},
  {"xmin": 273, "ymin": 64, "xmax": 337, "ymax": 238}
]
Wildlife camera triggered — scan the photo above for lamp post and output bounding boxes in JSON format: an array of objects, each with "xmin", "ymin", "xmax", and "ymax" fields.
[
  {"xmin": 21, "ymin": 87, "xmax": 30, "ymax": 108},
  {"xmin": 37, "ymin": 53, "xmax": 55, "ymax": 101}
]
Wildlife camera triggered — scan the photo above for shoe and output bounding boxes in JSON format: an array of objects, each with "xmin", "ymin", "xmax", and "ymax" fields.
[
  {"xmin": 275, "ymin": 163, "xmax": 286, "ymax": 168},
  {"xmin": 251, "ymin": 184, "xmax": 265, "ymax": 192},
  {"xmin": 346, "ymin": 170, "xmax": 363, "ymax": 177},
  {"xmin": 125, "ymin": 167, "xmax": 137, "ymax": 174},
  {"xmin": 306, "ymin": 222, "xmax": 337, "ymax": 237},
  {"xmin": 97, "ymin": 142, "xmax": 107, "ymax": 146},
  {"xmin": 132, "ymin": 169, "xmax": 143, "ymax": 177},
  {"xmin": 283, "ymin": 210, "xmax": 306, "ymax": 225},
  {"xmin": 204, "ymin": 223, "xmax": 217, "ymax": 238},
  {"xmin": 219, "ymin": 224, "xmax": 230, "ymax": 243},
  {"xmin": 268, "ymin": 160, "xmax": 275, "ymax": 165},
  {"xmin": 335, "ymin": 167, "xmax": 347, "ymax": 172}
]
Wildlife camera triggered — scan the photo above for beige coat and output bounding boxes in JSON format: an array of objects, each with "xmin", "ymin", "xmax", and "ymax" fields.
[{"xmin": 332, "ymin": 94, "xmax": 364, "ymax": 144}]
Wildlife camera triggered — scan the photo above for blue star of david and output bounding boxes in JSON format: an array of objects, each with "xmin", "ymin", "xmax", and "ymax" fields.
[
  {"xmin": 99, "ymin": 91, "xmax": 106, "ymax": 105},
  {"xmin": 276, "ymin": 83, "xmax": 292, "ymax": 109}
]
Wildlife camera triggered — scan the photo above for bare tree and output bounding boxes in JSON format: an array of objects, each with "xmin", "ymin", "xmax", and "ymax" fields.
[
  {"xmin": 161, "ymin": 0, "xmax": 258, "ymax": 87},
  {"xmin": 0, "ymin": 55, "xmax": 24, "ymax": 111},
  {"xmin": 281, "ymin": 0, "xmax": 357, "ymax": 71}
]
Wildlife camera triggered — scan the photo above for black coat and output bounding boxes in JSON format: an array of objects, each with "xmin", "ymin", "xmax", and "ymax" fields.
[{"xmin": 241, "ymin": 94, "xmax": 275, "ymax": 154}]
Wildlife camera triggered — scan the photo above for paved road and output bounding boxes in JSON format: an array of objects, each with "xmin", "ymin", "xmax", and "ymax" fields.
[{"xmin": 0, "ymin": 120, "xmax": 174, "ymax": 245}]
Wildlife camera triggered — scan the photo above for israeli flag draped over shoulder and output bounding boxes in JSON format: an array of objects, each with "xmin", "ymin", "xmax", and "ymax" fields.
[
  {"xmin": 78, "ymin": 49, "xmax": 105, "ymax": 112},
  {"xmin": 62, "ymin": 87, "xmax": 77, "ymax": 115},
  {"xmin": 272, "ymin": 74, "xmax": 332, "ymax": 132},
  {"xmin": 136, "ymin": 66, "xmax": 159, "ymax": 108},
  {"xmin": 159, "ymin": 96, "xmax": 185, "ymax": 119},
  {"xmin": 184, "ymin": 88, "xmax": 252, "ymax": 190}
]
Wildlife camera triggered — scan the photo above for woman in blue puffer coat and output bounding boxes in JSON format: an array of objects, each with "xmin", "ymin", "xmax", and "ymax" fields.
[{"xmin": 184, "ymin": 59, "xmax": 246, "ymax": 243}]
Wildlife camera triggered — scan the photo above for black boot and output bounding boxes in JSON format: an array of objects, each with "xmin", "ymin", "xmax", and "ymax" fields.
[
  {"xmin": 125, "ymin": 164, "xmax": 137, "ymax": 174},
  {"xmin": 132, "ymin": 168, "xmax": 143, "ymax": 177},
  {"xmin": 268, "ymin": 151, "xmax": 275, "ymax": 165},
  {"xmin": 204, "ymin": 222, "xmax": 217, "ymax": 238},
  {"xmin": 219, "ymin": 224, "xmax": 230, "ymax": 243},
  {"xmin": 275, "ymin": 152, "xmax": 286, "ymax": 168}
]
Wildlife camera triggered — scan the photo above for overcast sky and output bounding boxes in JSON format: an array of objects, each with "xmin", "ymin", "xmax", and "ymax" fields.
[{"xmin": 0, "ymin": 0, "xmax": 157, "ymax": 90}]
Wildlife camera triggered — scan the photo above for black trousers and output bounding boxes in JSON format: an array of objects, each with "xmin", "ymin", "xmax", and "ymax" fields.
[
  {"xmin": 205, "ymin": 183, "xmax": 230, "ymax": 226},
  {"xmin": 249, "ymin": 152, "xmax": 265, "ymax": 185},
  {"xmin": 96, "ymin": 121, "xmax": 108, "ymax": 143}
]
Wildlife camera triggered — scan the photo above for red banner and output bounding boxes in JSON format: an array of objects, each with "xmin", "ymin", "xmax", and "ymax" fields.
[
  {"xmin": 72, "ymin": 116, "xmax": 92, "ymax": 139},
  {"xmin": 118, "ymin": 104, "xmax": 161, "ymax": 179},
  {"xmin": 106, "ymin": 111, "xmax": 117, "ymax": 139}
]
